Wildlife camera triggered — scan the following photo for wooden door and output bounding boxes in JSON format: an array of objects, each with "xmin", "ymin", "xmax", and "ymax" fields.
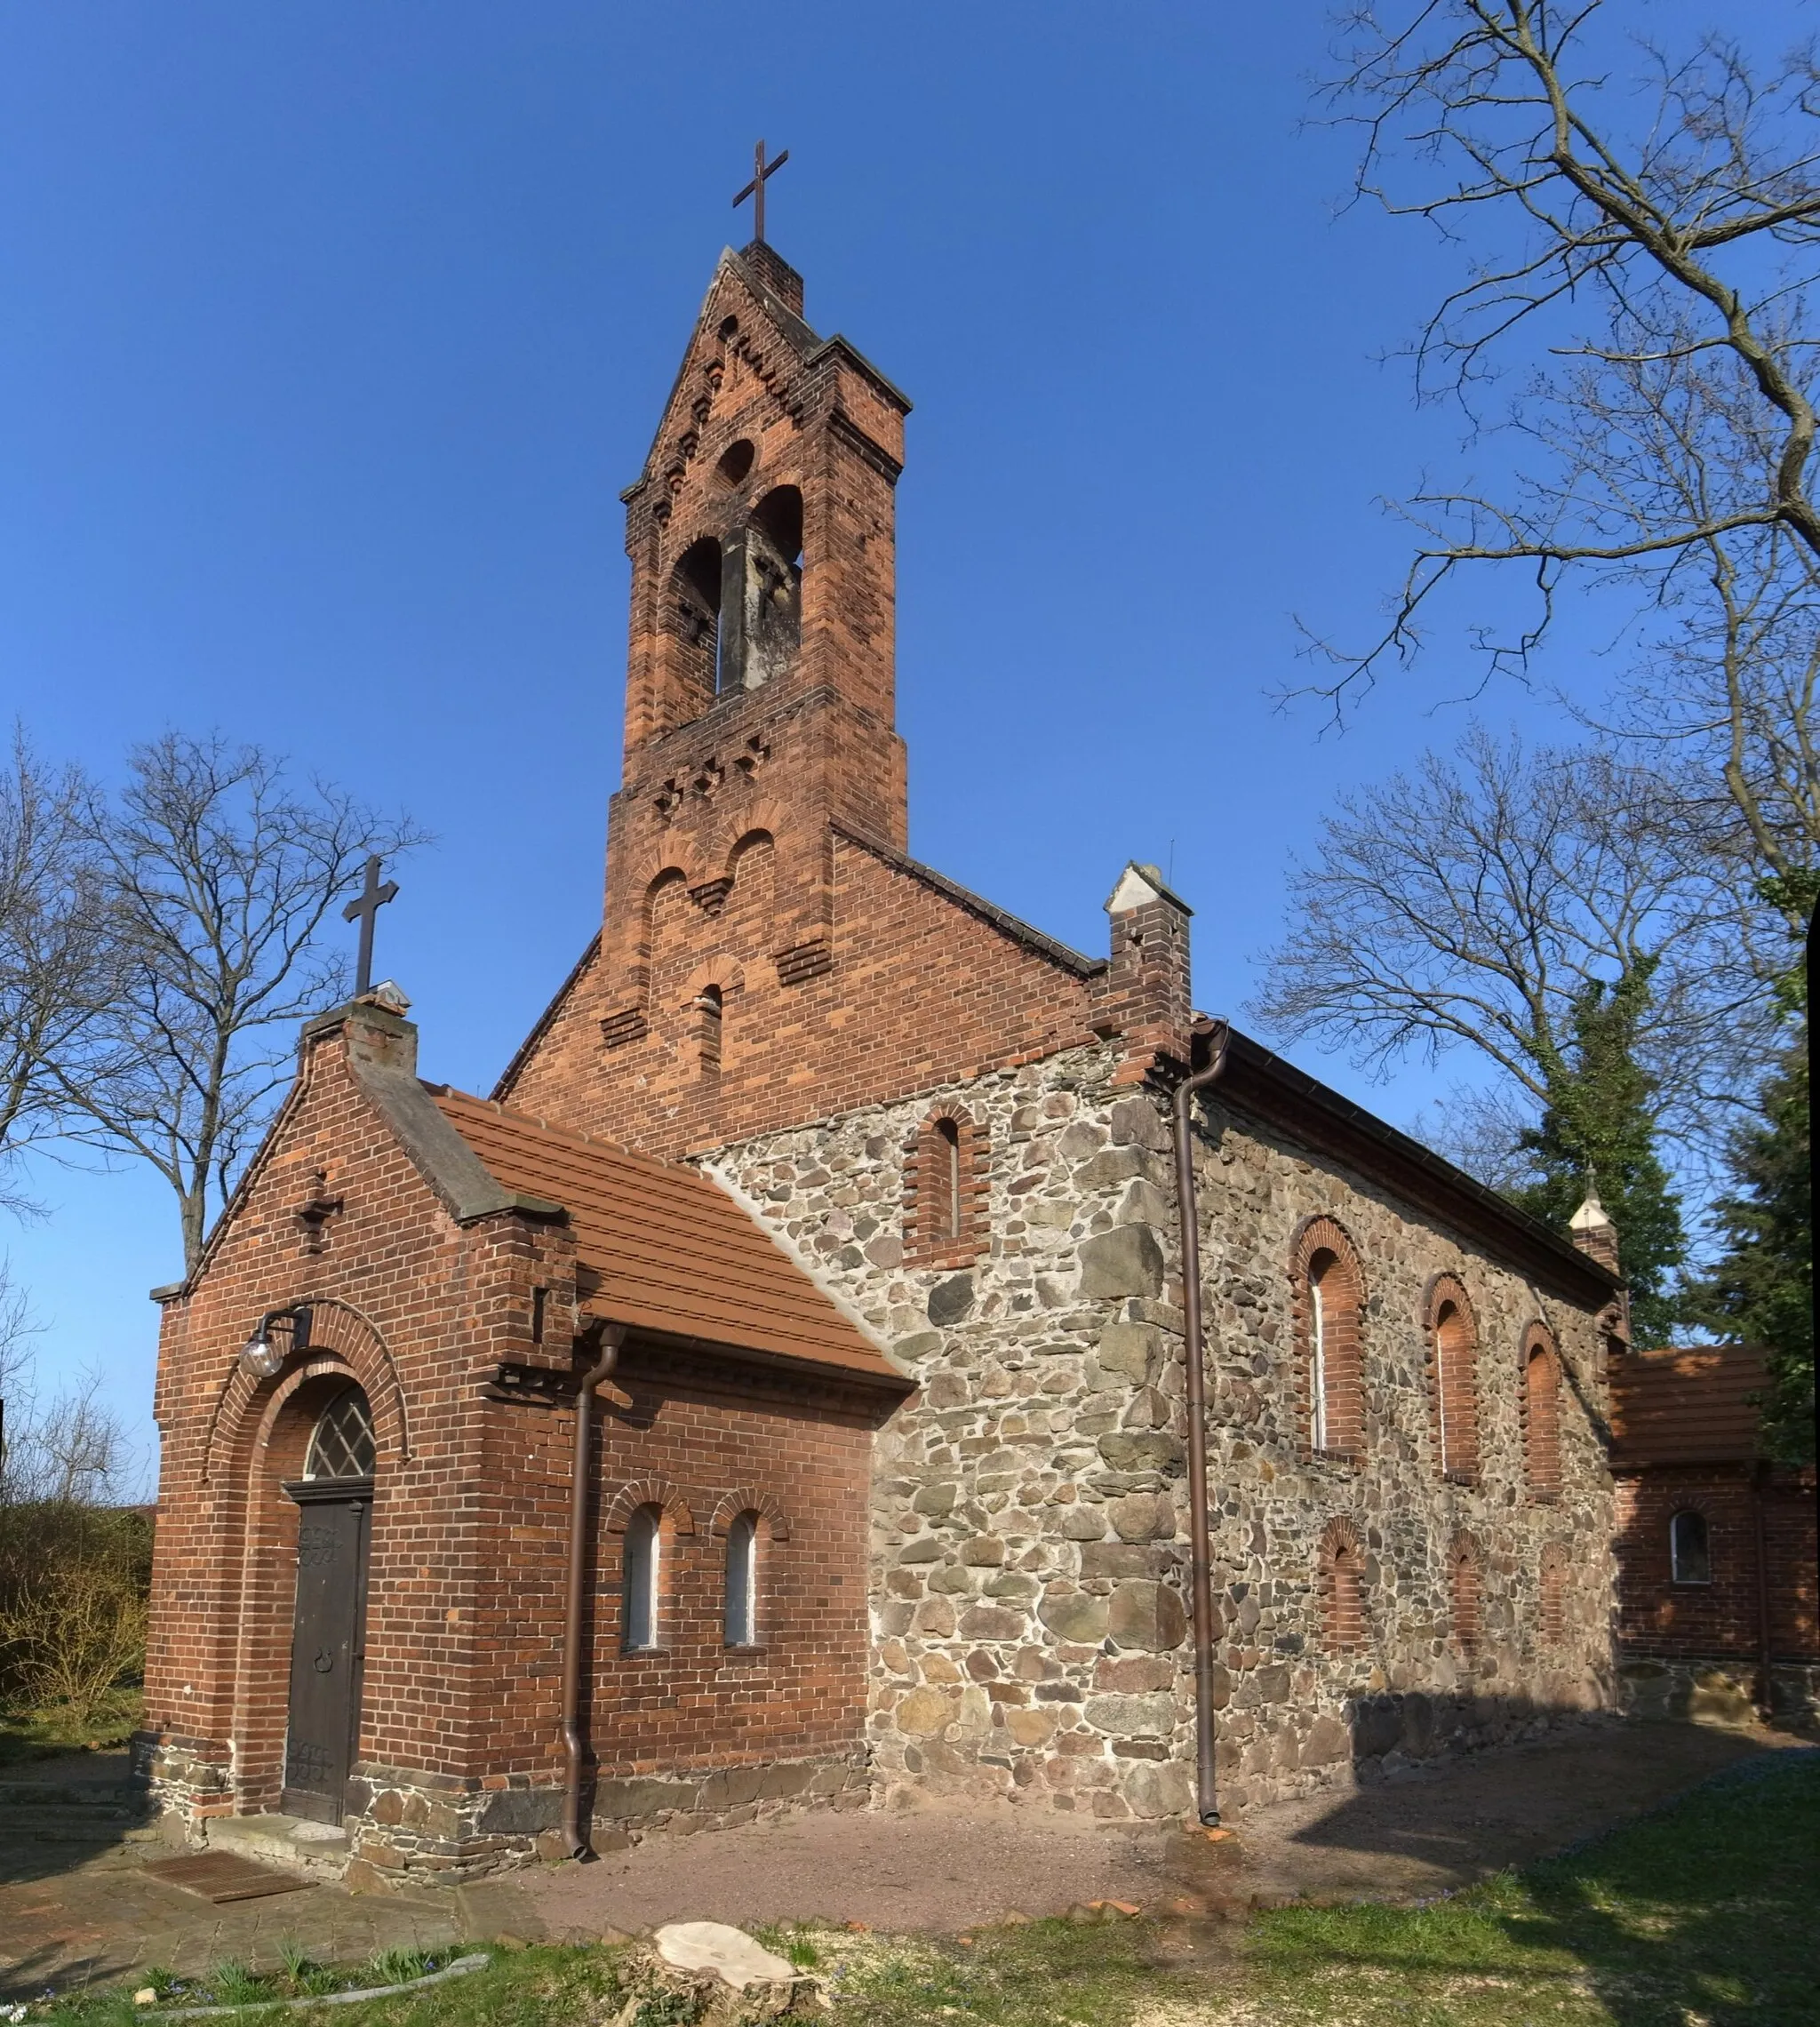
[{"xmin": 281, "ymin": 1480, "xmax": 371, "ymax": 1824}]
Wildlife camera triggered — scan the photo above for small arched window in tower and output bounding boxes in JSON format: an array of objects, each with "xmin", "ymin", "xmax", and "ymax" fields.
[
  {"xmin": 1522, "ymin": 1330, "xmax": 1563, "ymax": 1500},
  {"xmin": 1296, "ymin": 1220, "xmax": 1364, "ymax": 1461},
  {"xmin": 696, "ymin": 983, "xmax": 723, "ymax": 1077},
  {"xmin": 623, "ymin": 1504, "xmax": 661, "ymax": 1652},
  {"xmin": 1538, "ymin": 1539, "xmax": 1569, "ymax": 1645},
  {"xmin": 714, "ymin": 438, "xmax": 755, "ymax": 490},
  {"xmin": 1670, "ymin": 1508, "xmax": 1712, "ymax": 1585},
  {"xmin": 724, "ymin": 1510, "xmax": 759, "ymax": 1647},
  {"xmin": 1319, "ymin": 1520, "xmax": 1365, "ymax": 1653},
  {"xmin": 904, "ymin": 1108, "xmax": 984, "ymax": 1268},
  {"xmin": 671, "ymin": 537, "xmax": 724, "ymax": 716},
  {"xmin": 304, "ymin": 1386, "xmax": 374, "ymax": 1480}
]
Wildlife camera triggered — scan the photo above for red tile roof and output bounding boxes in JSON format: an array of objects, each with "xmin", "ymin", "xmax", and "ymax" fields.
[
  {"xmin": 431, "ymin": 1089, "xmax": 906, "ymax": 1388},
  {"xmin": 1609, "ymin": 1345, "xmax": 1768, "ymax": 1466}
]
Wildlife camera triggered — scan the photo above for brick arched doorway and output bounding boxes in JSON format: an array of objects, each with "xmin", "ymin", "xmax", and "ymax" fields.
[{"xmin": 281, "ymin": 1385, "xmax": 375, "ymax": 1823}]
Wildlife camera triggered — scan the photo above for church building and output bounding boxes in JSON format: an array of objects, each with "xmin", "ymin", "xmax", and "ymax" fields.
[{"xmin": 138, "ymin": 236, "xmax": 1624, "ymax": 1885}]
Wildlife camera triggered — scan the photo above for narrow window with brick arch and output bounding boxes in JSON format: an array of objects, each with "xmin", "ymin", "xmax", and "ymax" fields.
[
  {"xmin": 1294, "ymin": 1219, "xmax": 1365, "ymax": 1460},
  {"xmin": 622, "ymin": 1504, "xmax": 661, "ymax": 1652},
  {"xmin": 1522, "ymin": 1329, "xmax": 1563, "ymax": 1500},
  {"xmin": 1538, "ymin": 1539, "xmax": 1568, "ymax": 1645},
  {"xmin": 724, "ymin": 1510, "xmax": 760, "ymax": 1646},
  {"xmin": 1426, "ymin": 1279, "xmax": 1480, "ymax": 1481},
  {"xmin": 1670, "ymin": 1508, "xmax": 1712, "ymax": 1584},
  {"xmin": 1318, "ymin": 1520, "xmax": 1366, "ymax": 1652},
  {"xmin": 696, "ymin": 983, "xmax": 723, "ymax": 1078},
  {"xmin": 1449, "ymin": 1534, "xmax": 1482, "ymax": 1653},
  {"xmin": 904, "ymin": 1107, "xmax": 986, "ymax": 1269}
]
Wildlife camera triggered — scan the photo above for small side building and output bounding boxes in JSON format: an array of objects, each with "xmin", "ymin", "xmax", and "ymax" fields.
[{"xmin": 1610, "ymin": 1345, "xmax": 1817, "ymax": 1728}]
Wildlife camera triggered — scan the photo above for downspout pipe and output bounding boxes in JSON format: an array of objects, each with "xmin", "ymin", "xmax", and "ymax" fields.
[
  {"xmin": 1171, "ymin": 1017, "xmax": 1232, "ymax": 1828},
  {"xmin": 1751, "ymin": 1457, "xmax": 1775, "ymax": 1720},
  {"xmin": 561, "ymin": 1321, "xmax": 625, "ymax": 1860}
]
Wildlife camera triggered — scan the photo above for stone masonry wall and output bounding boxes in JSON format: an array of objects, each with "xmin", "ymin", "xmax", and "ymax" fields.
[{"xmin": 707, "ymin": 1043, "xmax": 1617, "ymax": 1824}]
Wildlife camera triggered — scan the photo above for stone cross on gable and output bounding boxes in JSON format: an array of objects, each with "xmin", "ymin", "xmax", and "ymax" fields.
[{"xmin": 343, "ymin": 854, "xmax": 399, "ymax": 998}]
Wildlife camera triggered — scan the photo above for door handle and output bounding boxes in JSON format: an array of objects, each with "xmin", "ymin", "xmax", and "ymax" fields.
[{"xmin": 313, "ymin": 1648, "xmax": 335, "ymax": 1674}]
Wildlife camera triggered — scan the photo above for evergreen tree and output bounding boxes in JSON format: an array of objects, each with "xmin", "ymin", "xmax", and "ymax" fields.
[
  {"xmin": 1512, "ymin": 962, "xmax": 1687, "ymax": 1344},
  {"xmin": 1686, "ymin": 1026, "xmax": 1815, "ymax": 1463}
]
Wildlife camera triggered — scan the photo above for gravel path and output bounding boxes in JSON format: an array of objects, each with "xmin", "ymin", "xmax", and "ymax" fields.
[{"xmin": 524, "ymin": 1719, "xmax": 1784, "ymax": 1936}]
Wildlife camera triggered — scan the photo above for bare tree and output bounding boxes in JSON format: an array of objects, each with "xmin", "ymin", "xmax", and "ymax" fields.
[
  {"xmin": 0, "ymin": 733, "xmax": 112, "ymax": 1206},
  {"xmin": 55, "ymin": 735, "xmax": 423, "ymax": 1273},
  {"xmin": 1312, "ymin": 4, "xmax": 1820, "ymax": 922},
  {"xmin": 1249, "ymin": 726, "xmax": 1768, "ymax": 1172}
]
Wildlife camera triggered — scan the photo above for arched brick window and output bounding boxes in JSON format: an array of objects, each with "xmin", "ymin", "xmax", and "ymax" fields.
[
  {"xmin": 622, "ymin": 1504, "xmax": 662, "ymax": 1652},
  {"xmin": 1449, "ymin": 1532, "xmax": 1482, "ymax": 1653},
  {"xmin": 1293, "ymin": 1217, "xmax": 1365, "ymax": 1461},
  {"xmin": 1425, "ymin": 1276, "xmax": 1480, "ymax": 1482},
  {"xmin": 724, "ymin": 1510, "xmax": 760, "ymax": 1647},
  {"xmin": 695, "ymin": 982, "xmax": 723, "ymax": 1077},
  {"xmin": 1317, "ymin": 1518, "xmax": 1366, "ymax": 1652},
  {"xmin": 1521, "ymin": 1326, "xmax": 1563, "ymax": 1501},
  {"xmin": 904, "ymin": 1105, "xmax": 987, "ymax": 1269},
  {"xmin": 1538, "ymin": 1539, "xmax": 1568, "ymax": 1646}
]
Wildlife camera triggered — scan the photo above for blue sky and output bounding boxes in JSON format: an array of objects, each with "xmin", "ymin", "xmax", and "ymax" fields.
[{"xmin": 1, "ymin": 3, "xmax": 1656, "ymax": 1466}]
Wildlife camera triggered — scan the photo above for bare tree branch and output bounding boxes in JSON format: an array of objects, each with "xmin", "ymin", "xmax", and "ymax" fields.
[
  {"xmin": 51, "ymin": 735, "xmax": 427, "ymax": 1273},
  {"xmin": 1247, "ymin": 725, "xmax": 1770, "ymax": 1174},
  {"xmin": 0, "ymin": 731, "xmax": 114, "ymax": 1211}
]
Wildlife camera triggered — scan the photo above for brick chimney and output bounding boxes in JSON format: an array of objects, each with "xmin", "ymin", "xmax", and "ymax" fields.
[
  {"xmin": 1097, "ymin": 862, "xmax": 1193, "ymax": 1085},
  {"xmin": 1569, "ymin": 1192, "xmax": 1621, "ymax": 1275}
]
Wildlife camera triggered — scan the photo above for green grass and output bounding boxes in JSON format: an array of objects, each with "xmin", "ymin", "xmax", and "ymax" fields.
[
  {"xmin": 0, "ymin": 1688, "xmax": 143, "ymax": 1765},
  {"xmin": 24, "ymin": 1752, "xmax": 1818, "ymax": 2027},
  {"xmin": 1235, "ymin": 1752, "xmax": 1820, "ymax": 2025}
]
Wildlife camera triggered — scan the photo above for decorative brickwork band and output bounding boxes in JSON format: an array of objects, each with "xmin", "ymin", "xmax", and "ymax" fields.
[
  {"xmin": 903, "ymin": 1105, "xmax": 990, "ymax": 1270},
  {"xmin": 1291, "ymin": 1216, "xmax": 1366, "ymax": 1463},
  {"xmin": 773, "ymin": 938, "xmax": 834, "ymax": 987},
  {"xmin": 707, "ymin": 1488, "xmax": 792, "ymax": 1541},
  {"xmin": 1521, "ymin": 1324, "xmax": 1564, "ymax": 1503},
  {"xmin": 203, "ymin": 1296, "xmax": 407, "ymax": 1485},
  {"xmin": 603, "ymin": 1480, "xmax": 696, "ymax": 1536},
  {"xmin": 1317, "ymin": 1516, "xmax": 1366, "ymax": 1652},
  {"xmin": 1423, "ymin": 1274, "xmax": 1481, "ymax": 1484},
  {"xmin": 1449, "ymin": 1531, "xmax": 1483, "ymax": 1653}
]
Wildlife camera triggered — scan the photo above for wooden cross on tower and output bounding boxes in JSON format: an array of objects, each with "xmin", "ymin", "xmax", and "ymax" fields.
[
  {"xmin": 733, "ymin": 140, "xmax": 789, "ymax": 245},
  {"xmin": 343, "ymin": 854, "xmax": 399, "ymax": 997}
]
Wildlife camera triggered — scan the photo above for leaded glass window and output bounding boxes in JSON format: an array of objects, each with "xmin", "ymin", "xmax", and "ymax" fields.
[{"xmin": 305, "ymin": 1386, "xmax": 375, "ymax": 1480}]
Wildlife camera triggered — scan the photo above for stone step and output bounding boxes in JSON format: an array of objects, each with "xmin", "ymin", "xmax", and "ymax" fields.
[{"xmin": 205, "ymin": 1812, "xmax": 351, "ymax": 1883}]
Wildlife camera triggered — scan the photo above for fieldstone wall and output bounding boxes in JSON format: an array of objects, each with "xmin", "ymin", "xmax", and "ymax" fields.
[{"xmin": 706, "ymin": 1043, "xmax": 1616, "ymax": 1824}]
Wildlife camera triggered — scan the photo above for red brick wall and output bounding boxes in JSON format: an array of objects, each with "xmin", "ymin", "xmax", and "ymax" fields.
[
  {"xmin": 503, "ymin": 833, "xmax": 1130, "ymax": 1160},
  {"xmin": 143, "ymin": 1009, "xmax": 882, "ymax": 1834},
  {"xmin": 1615, "ymin": 1467, "xmax": 1818, "ymax": 1663}
]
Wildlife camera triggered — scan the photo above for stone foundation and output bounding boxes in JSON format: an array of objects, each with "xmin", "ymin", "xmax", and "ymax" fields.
[
  {"xmin": 132, "ymin": 1730, "xmax": 233, "ymax": 1832},
  {"xmin": 342, "ymin": 1752, "xmax": 871, "ymax": 1887},
  {"xmin": 1618, "ymin": 1655, "xmax": 1820, "ymax": 1731}
]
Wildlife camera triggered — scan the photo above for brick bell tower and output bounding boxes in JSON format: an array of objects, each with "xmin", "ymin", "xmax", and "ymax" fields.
[{"xmin": 598, "ymin": 239, "xmax": 911, "ymax": 1042}]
